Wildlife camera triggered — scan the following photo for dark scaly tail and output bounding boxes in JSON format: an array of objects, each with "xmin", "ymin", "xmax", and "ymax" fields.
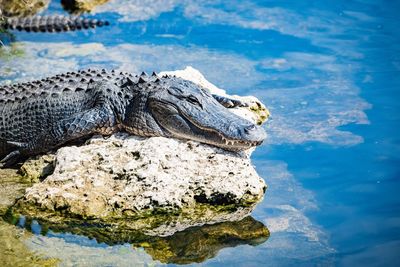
[{"xmin": 3, "ymin": 15, "xmax": 110, "ymax": 32}]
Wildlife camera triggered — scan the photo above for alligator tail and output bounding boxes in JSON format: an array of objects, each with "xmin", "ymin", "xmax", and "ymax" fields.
[{"xmin": 3, "ymin": 15, "xmax": 110, "ymax": 32}]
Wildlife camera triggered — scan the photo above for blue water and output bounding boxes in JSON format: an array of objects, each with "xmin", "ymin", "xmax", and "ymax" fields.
[{"xmin": 1, "ymin": 0, "xmax": 399, "ymax": 266}]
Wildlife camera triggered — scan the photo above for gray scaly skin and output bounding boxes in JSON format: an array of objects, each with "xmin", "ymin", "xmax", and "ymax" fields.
[
  {"xmin": 3, "ymin": 15, "xmax": 109, "ymax": 32},
  {"xmin": 0, "ymin": 69, "xmax": 266, "ymax": 166}
]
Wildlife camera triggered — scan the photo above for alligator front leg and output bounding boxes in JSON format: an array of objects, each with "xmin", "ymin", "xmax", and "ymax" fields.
[
  {"xmin": 47, "ymin": 105, "xmax": 117, "ymax": 148},
  {"xmin": 212, "ymin": 94, "xmax": 249, "ymax": 108},
  {"xmin": 0, "ymin": 79, "xmax": 121, "ymax": 167},
  {"xmin": 0, "ymin": 106, "xmax": 117, "ymax": 168},
  {"xmin": 37, "ymin": 80, "xmax": 120, "ymax": 152}
]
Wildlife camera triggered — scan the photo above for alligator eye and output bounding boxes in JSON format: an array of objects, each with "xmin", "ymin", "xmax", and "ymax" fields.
[{"xmin": 187, "ymin": 95, "xmax": 202, "ymax": 108}]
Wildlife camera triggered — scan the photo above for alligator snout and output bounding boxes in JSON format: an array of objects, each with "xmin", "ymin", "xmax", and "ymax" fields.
[
  {"xmin": 244, "ymin": 124, "xmax": 257, "ymax": 134},
  {"xmin": 240, "ymin": 123, "xmax": 267, "ymax": 144}
]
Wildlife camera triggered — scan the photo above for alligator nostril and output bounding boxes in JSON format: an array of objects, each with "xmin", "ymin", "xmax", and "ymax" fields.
[{"xmin": 244, "ymin": 124, "xmax": 256, "ymax": 134}]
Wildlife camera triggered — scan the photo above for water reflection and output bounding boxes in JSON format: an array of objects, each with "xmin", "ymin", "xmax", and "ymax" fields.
[{"xmin": 4, "ymin": 215, "xmax": 269, "ymax": 265}]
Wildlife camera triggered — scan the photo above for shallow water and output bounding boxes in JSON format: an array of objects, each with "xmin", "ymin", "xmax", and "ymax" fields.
[{"xmin": 1, "ymin": 0, "xmax": 399, "ymax": 266}]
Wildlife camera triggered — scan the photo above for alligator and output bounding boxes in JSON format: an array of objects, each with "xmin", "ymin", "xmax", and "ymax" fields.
[
  {"xmin": 0, "ymin": 69, "xmax": 266, "ymax": 166},
  {"xmin": 2, "ymin": 14, "xmax": 109, "ymax": 32}
]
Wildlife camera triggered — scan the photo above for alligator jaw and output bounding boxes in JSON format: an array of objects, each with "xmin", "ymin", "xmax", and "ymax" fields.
[
  {"xmin": 150, "ymin": 98, "xmax": 267, "ymax": 151},
  {"xmin": 183, "ymin": 118, "xmax": 266, "ymax": 151}
]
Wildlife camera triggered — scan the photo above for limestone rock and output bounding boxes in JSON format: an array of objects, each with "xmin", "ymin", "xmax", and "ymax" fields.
[
  {"xmin": 15, "ymin": 134, "xmax": 266, "ymax": 235},
  {"xmin": 20, "ymin": 154, "xmax": 55, "ymax": 183}
]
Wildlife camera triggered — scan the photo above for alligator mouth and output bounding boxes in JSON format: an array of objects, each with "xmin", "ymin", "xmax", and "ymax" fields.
[
  {"xmin": 152, "ymin": 99, "xmax": 264, "ymax": 150},
  {"xmin": 192, "ymin": 127, "xmax": 263, "ymax": 150},
  {"xmin": 180, "ymin": 110, "xmax": 263, "ymax": 150},
  {"xmin": 219, "ymin": 134, "xmax": 263, "ymax": 147}
]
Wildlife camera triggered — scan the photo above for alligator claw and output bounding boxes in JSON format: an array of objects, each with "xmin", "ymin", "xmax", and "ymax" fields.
[
  {"xmin": 6, "ymin": 140, "xmax": 26, "ymax": 148},
  {"xmin": 0, "ymin": 150, "xmax": 21, "ymax": 168}
]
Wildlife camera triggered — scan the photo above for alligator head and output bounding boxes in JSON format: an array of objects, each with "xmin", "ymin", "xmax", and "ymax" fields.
[{"xmin": 123, "ymin": 75, "xmax": 266, "ymax": 151}]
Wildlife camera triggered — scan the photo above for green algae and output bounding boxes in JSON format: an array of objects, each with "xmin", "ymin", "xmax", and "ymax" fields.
[{"xmin": 249, "ymin": 102, "xmax": 271, "ymax": 125}]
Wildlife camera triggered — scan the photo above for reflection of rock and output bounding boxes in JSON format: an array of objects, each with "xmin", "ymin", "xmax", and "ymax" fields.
[
  {"xmin": 61, "ymin": 0, "xmax": 110, "ymax": 13},
  {"xmin": 14, "ymin": 134, "xmax": 266, "ymax": 235},
  {"xmin": 141, "ymin": 216, "xmax": 269, "ymax": 264},
  {"xmin": 6, "ymin": 211, "xmax": 268, "ymax": 265},
  {"xmin": 0, "ymin": 0, "xmax": 50, "ymax": 17}
]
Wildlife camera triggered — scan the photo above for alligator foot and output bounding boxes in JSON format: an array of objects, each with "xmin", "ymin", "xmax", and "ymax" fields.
[
  {"xmin": 212, "ymin": 94, "xmax": 249, "ymax": 108},
  {"xmin": 0, "ymin": 150, "xmax": 21, "ymax": 168}
]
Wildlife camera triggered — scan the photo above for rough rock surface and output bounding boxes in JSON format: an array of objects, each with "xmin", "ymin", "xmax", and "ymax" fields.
[
  {"xmin": 16, "ymin": 134, "xmax": 266, "ymax": 234},
  {"xmin": 13, "ymin": 67, "xmax": 268, "ymax": 235}
]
